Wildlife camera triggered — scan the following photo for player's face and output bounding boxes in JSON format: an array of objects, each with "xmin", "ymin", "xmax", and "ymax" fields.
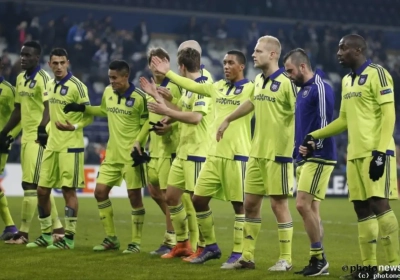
[
  {"xmin": 20, "ymin": 46, "xmax": 39, "ymax": 70},
  {"xmin": 284, "ymin": 60, "xmax": 304, "ymax": 86},
  {"xmin": 108, "ymin": 69, "xmax": 129, "ymax": 92},
  {"xmin": 49, "ymin": 56, "xmax": 69, "ymax": 80},
  {"xmin": 223, "ymin": 54, "xmax": 243, "ymax": 81},
  {"xmin": 337, "ymin": 38, "xmax": 357, "ymax": 68},
  {"xmin": 252, "ymin": 42, "xmax": 274, "ymax": 69}
]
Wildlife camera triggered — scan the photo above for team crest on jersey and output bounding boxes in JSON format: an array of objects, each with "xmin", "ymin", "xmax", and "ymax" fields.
[
  {"xmin": 186, "ymin": 91, "xmax": 193, "ymax": 98},
  {"xmin": 125, "ymin": 98, "xmax": 135, "ymax": 107},
  {"xmin": 358, "ymin": 74, "xmax": 368, "ymax": 85},
  {"xmin": 234, "ymin": 87, "xmax": 243, "ymax": 95},
  {"xmin": 29, "ymin": 80, "xmax": 36, "ymax": 88},
  {"xmin": 60, "ymin": 86, "xmax": 69, "ymax": 96},
  {"xmin": 302, "ymin": 86, "xmax": 311, "ymax": 98},
  {"xmin": 270, "ymin": 81, "xmax": 281, "ymax": 92}
]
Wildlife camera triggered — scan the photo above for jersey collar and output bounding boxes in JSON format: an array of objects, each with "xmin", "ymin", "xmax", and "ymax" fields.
[
  {"xmin": 225, "ymin": 78, "xmax": 249, "ymax": 88},
  {"xmin": 159, "ymin": 77, "xmax": 170, "ymax": 87},
  {"xmin": 115, "ymin": 82, "xmax": 136, "ymax": 99},
  {"xmin": 195, "ymin": 76, "xmax": 208, "ymax": 83},
  {"xmin": 200, "ymin": 64, "xmax": 205, "ymax": 70},
  {"xmin": 24, "ymin": 65, "xmax": 41, "ymax": 81},
  {"xmin": 353, "ymin": 59, "xmax": 372, "ymax": 76},
  {"xmin": 262, "ymin": 67, "xmax": 285, "ymax": 81},
  {"xmin": 0, "ymin": 76, "xmax": 3, "ymax": 83},
  {"xmin": 301, "ymin": 69, "xmax": 325, "ymax": 88},
  {"xmin": 55, "ymin": 72, "xmax": 73, "ymax": 85}
]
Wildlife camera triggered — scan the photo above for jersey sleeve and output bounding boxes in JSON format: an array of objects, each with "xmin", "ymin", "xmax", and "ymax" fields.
[
  {"xmin": 15, "ymin": 77, "xmax": 21, "ymax": 104},
  {"xmin": 40, "ymin": 78, "xmax": 49, "ymax": 103},
  {"xmin": 165, "ymin": 71, "xmax": 215, "ymax": 97},
  {"xmin": 192, "ymin": 94, "xmax": 211, "ymax": 115},
  {"xmin": 169, "ymin": 83, "xmax": 183, "ymax": 105},
  {"xmin": 339, "ymin": 79, "xmax": 347, "ymax": 113},
  {"xmin": 314, "ymin": 83, "xmax": 334, "ymax": 149},
  {"xmin": 285, "ymin": 79, "xmax": 297, "ymax": 111},
  {"xmin": 372, "ymin": 67, "xmax": 394, "ymax": 105},
  {"xmin": 75, "ymin": 82, "xmax": 91, "ymax": 105},
  {"xmin": 138, "ymin": 92, "xmax": 149, "ymax": 125}
]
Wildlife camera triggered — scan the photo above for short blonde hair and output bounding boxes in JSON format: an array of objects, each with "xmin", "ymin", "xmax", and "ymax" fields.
[
  {"xmin": 178, "ymin": 40, "xmax": 202, "ymax": 55},
  {"xmin": 257, "ymin": 36, "xmax": 281, "ymax": 58}
]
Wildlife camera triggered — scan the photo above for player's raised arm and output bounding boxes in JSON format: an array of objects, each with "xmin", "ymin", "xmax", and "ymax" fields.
[{"xmin": 151, "ymin": 56, "xmax": 214, "ymax": 97}]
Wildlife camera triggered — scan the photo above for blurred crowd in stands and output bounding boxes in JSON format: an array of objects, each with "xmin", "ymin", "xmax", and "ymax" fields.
[{"xmin": 1, "ymin": 0, "xmax": 400, "ymax": 171}]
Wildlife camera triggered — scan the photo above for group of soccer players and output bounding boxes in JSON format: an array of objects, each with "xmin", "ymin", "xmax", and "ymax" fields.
[{"xmin": 0, "ymin": 32, "xmax": 399, "ymax": 278}]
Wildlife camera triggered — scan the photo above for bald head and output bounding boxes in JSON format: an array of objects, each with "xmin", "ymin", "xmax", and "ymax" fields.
[
  {"xmin": 341, "ymin": 34, "xmax": 367, "ymax": 55},
  {"xmin": 178, "ymin": 40, "xmax": 202, "ymax": 55},
  {"xmin": 257, "ymin": 36, "xmax": 281, "ymax": 58}
]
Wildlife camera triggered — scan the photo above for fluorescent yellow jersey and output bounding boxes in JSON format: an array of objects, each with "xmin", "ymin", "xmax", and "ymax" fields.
[
  {"xmin": 98, "ymin": 83, "xmax": 148, "ymax": 164},
  {"xmin": 176, "ymin": 76, "xmax": 213, "ymax": 161},
  {"xmin": 251, "ymin": 68, "xmax": 297, "ymax": 162},
  {"xmin": 164, "ymin": 70, "xmax": 253, "ymax": 160},
  {"xmin": 0, "ymin": 77, "xmax": 21, "ymax": 138},
  {"xmin": 147, "ymin": 77, "xmax": 181, "ymax": 158},
  {"xmin": 200, "ymin": 65, "xmax": 214, "ymax": 83},
  {"xmin": 15, "ymin": 66, "xmax": 50, "ymax": 143},
  {"xmin": 340, "ymin": 59, "xmax": 395, "ymax": 160},
  {"xmin": 46, "ymin": 72, "xmax": 92, "ymax": 152}
]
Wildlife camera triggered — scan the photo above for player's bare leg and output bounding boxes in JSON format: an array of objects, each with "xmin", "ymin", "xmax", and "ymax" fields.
[
  {"xmin": 188, "ymin": 195, "xmax": 221, "ymax": 264},
  {"xmin": 93, "ymin": 184, "xmax": 120, "ymax": 251},
  {"xmin": 47, "ymin": 187, "xmax": 78, "ymax": 249},
  {"xmin": 26, "ymin": 186, "xmax": 53, "ymax": 248},
  {"xmin": 124, "ymin": 188, "xmax": 145, "ymax": 253},
  {"xmin": 227, "ymin": 193, "xmax": 262, "ymax": 269},
  {"xmin": 269, "ymin": 195, "xmax": 293, "ymax": 271},
  {"xmin": 148, "ymin": 184, "xmax": 175, "ymax": 255},
  {"xmin": 295, "ymin": 192, "xmax": 328, "ymax": 276},
  {"xmin": 161, "ymin": 185, "xmax": 192, "ymax": 259}
]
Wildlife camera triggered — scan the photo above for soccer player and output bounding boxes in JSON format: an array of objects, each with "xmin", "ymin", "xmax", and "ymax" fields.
[
  {"xmin": 64, "ymin": 60, "xmax": 149, "ymax": 253},
  {"xmin": 217, "ymin": 36, "xmax": 297, "ymax": 270},
  {"xmin": 0, "ymin": 56, "xmax": 20, "ymax": 240},
  {"xmin": 133, "ymin": 47, "xmax": 182, "ymax": 255},
  {"xmin": 300, "ymin": 34, "xmax": 400, "ymax": 278},
  {"xmin": 0, "ymin": 41, "xmax": 64, "ymax": 244},
  {"xmin": 26, "ymin": 48, "xmax": 92, "ymax": 249},
  {"xmin": 150, "ymin": 50, "xmax": 252, "ymax": 267},
  {"xmin": 140, "ymin": 48, "xmax": 213, "ymax": 259},
  {"xmin": 283, "ymin": 48, "xmax": 335, "ymax": 276}
]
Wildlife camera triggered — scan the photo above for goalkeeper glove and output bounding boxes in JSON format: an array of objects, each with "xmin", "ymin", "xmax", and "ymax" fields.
[
  {"xmin": 36, "ymin": 125, "xmax": 48, "ymax": 148},
  {"xmin": 131, "ymin": 147, "xmax": 151, "ymax": 167},
  {"xmin": 149, "ymin": 121, "xmax": 163, "ymax": 132},
  {"xmin": 64, "ymin": 103, "xmax": 86, "ymax": 114},
  {"xmin": 301, "ymin": 134, "xmax": 315, "ymax": 158},
  {"xmin": 369, "ymin": 152, "xmax": 386, "ymax": 181}
]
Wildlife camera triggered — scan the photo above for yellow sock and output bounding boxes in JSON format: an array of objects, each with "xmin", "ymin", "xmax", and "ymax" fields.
[
  {"xmin": 98, "ymin": 199, "xmax": 116, "ymax": 237},
  {"xmin": 181, "ymin": 193, "xmax": 199, "ymax": 249},
  {"xmin": 64, "ymin": 206, "xmax": 77, "ymax": 239},
  {"xmin": 20, "ymin": 190, "xmax": 37, "ymax": 233},
  {"xmin": 168, "ymin": 203, "xmax": 189, "ymax": 242},
  {"xmin": 163, "ymin": 231, "xmax": 176, "ymax": 247},
  {"xmin": 242, "ymin": 218, "xmax": 261, "ymax": 262},
  {"xmin": 377, "ymin": 210, "xmax": 400, "ymax": 265},
  {"xmin": 39, "ymin": 215, "xmax": 52, "ymax": 234},
  {"xmin": 310, "ymin": 242, "xmax": 324, "ymax": 260},
  {"xmin": 0, "ymin": 191, "xmax": 15, "ymax": 226},
  {"xmin": 358, "ymin": 215, "xmax": 378, "ymax": 266},
  {"xmin": 233, "ymin": 214, "xmax": 245, "ymax": 253},
  {"xmin": 278, "ymin": 222, "xmax": 293, "ymax": 263},
  {"xmin": 50, "ymin": 194, "xmax": 63, "ymax": 230},
  {"xmin": 131, "ymin": 208, "xmax": 145, "ymax": 245},
  {"xmin": 197, "ymin": 209, "xmax": 216, "ymax": 245}
]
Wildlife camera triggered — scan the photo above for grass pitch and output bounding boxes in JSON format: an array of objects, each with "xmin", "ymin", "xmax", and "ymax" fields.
[{"xmin": 1, "ymin": 197, "xmax": 399, "ymax": 280}]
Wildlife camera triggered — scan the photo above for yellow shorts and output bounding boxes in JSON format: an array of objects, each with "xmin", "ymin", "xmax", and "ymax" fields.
[
  {"xmin": 21, "ymin": 142, "xmax": 45, "ymax": 185},
  {"xmin": 195, "ymin": 156, "xmax": 246, "ymax": 202},
  {"xmin": 347, "ymin": 156, "xmax": 398, "ymax": 201},
  {"xmin": 148, "ymin": 157, "xmax": 174, "ymax": 190},
  {"xmin": 167, "ymin": 157, "xmax": 204, "ymax": 192},
  {"xmin": 97, "ymin": 161, "xmax": 147, "ymax": 189},
  {"xmin": 38, "ymin": 149, "xmax": 85, "ymax": 189},
  {"xmin": 0, "ymin": 153, "xmax": 8, "ymax": 175},
  {"xmin": 245, "ymin": 157, "xmax": 294, "ymax": 196},
  {"xmin": 296, "ymin": 162, "xmax": 335, "ymax": 201}
]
